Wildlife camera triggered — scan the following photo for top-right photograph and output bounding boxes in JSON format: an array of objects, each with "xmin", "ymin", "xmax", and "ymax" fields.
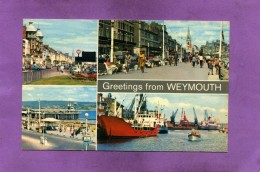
[{"xmin": 98, "ymin": 20, "xmax": 229, "ymax": 81}]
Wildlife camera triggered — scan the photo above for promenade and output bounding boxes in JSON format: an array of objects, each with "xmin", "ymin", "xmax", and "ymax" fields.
[
  {"xmin": 22, "ymin": 129, "xmax": 96, "ymax": 150},
  {"xmin": 98, "ymin": 62, "xmax": 228, "ymax": 81}
]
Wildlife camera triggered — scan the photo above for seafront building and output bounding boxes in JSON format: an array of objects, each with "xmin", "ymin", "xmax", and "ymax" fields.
[
  {"xmin": 98, "ymin": 20, "xmax": 178, "ymax": 60},
  {"xmin": 201, "ymin": 40, "xmax": 229, "ymax": 57},
  {"xmin": 23, "ymin": 21, "xmax": 72, "ymax": 67}
]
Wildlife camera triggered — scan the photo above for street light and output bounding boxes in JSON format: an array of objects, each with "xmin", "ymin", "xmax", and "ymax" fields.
[
  {"xmin": 27, "ymin": 108, "xmax": 30, "ymax": 131},
  {"xmin": 110, "ymin": 20, "xmax": 115, "ymax": 63},
  {"xmin": 85, "ymin": 113, "xmax": 89, "ymax": 132}
]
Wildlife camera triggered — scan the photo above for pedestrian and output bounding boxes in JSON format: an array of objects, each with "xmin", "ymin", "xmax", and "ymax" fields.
[
  {"xmin": 125, "ymin": 52, "xmax": 131, "ymax": 71},
  {"xmin": 195, "ymin": 54, "xmax": 199, "ymax": 65},
  {"xmin": 174, "ymin": 52, "xmax": 178, "ymax": 66},
  {"xmin": 189, "ymin": 53, "xmax": 193, "ymax": 63},
  {"xmin": 205, "ymin": 55, "xmax": 210, "ymax": 67},
  {"xmin": 138, "ymin": 51, "xmax": 145, "ymax": 73},
  {"xmin": 199, "ymin": 55, "xmax": 204, "ymax": 68},
  {"xmin": 192, "ymin": 55, "xmax": 196, "ymax": 67},
  {"xmin": 208, "ymin": 59, "xmax": 213, "ymax": 75},
  {"xmin": 169, "ymin": 52, "xmax": 173, "ymax": 66},
  {"xmin": 215, "ymin": 58, "xmax": 220, "ymax": 75}
]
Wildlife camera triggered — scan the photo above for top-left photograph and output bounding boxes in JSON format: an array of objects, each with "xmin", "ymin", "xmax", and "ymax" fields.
[{"xmin": 22, "ymin": 19, "xmax": 98, "ymax": 85}]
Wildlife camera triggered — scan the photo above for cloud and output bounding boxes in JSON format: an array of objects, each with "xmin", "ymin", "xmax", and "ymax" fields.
[
  {"xmin": 148, "ymin": 97, "xmax": 171, "ymax": 108},
  {"xmin": 204, "ymin": 31, "xmax": 216, "ymax": 36},
  {"xmin": 220, "ymin": 108, "xmax": 228, "ymax": 114}
]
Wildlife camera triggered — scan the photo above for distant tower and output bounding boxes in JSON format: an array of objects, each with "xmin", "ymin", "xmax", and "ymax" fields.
[{"xmin": 186, "ymin": 27, "xmax": 192, "ymax": 53}]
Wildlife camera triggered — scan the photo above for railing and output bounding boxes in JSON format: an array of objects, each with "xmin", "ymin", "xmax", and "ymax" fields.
[{"xmin": 22, "ymin": 70, "xmax": 65, "ymax": 84}]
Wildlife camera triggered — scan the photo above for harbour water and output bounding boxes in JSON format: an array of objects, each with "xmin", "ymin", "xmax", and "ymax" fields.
[{"xmin": 98, "ymin": 130, "xmax": 228, "ymax": 152}]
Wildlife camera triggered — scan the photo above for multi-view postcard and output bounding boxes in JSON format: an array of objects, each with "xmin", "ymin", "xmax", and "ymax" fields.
[{"xmin": 22, "ymin": 19, "xmax": 229, "ymax": 152}]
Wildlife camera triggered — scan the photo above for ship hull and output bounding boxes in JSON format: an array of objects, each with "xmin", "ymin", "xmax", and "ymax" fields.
[
  {"xmin": 98, "ymin": 115, "xmax": 159, "ymax": 138},
  {"xmin": 199, "ymin": 125, "xmax": 219, "ymax": 130}
]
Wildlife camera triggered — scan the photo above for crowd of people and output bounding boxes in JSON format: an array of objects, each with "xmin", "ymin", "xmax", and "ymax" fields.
[{"xmin": 99, "ymin": 51, "xmax": 225, "ymax": 79}]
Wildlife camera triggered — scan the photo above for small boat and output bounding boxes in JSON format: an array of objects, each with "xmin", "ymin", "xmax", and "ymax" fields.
[
  {"xmin": 199, "ymin": 110, "xmax": 220, "ymax": 130},
  {"xmin": 188, "ymin": 130, "xmax": 201, "ymax": 141}
]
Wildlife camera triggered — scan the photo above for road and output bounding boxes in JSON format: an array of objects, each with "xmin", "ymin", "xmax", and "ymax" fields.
[
  {"xmin": 98, "ymin": 62, "xmax": 216, "ymax": 80},
  {"xmin": 22, "ymin": 129, "xmax": 96, "ymax": 151}
]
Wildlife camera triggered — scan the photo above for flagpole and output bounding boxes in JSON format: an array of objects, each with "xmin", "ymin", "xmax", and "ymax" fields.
[
  {"xmin": 219, "ymin": 21, "xmax": 223, "ymax": 59},
  {"xmin": 162, "ymin": 22, "xmax": 165, "ymax": 59}
]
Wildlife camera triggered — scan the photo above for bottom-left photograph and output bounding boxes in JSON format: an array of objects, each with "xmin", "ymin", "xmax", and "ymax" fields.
[{"xmin": 22, "ymin": 85, "xmax": 97, "ymax": 151}]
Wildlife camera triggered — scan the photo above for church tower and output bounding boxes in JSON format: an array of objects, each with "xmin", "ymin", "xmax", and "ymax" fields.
[{"xmin": 186, "ymin": 27, "xmax": 192, "ymax": 53}]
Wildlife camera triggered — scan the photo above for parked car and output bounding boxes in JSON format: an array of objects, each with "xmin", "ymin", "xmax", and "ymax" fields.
[
  {"xmin": 71, "ymin": 67, "xmax": 81, "ymax": 74},
  {"xmin": 46, "ymin": 126, "xmax": 56, "ymax": 131},
  {"xmin": 31, "ymin": 65, "xmax": 42, "ymax": 70}
]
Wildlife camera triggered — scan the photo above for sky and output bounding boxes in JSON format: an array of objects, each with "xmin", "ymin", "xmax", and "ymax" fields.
[
  {"xmin": 164, "ymin": 20, "xmax": 230, "ymax": 48},
  {"xmin": 23, "ymin": 19, "xmax": 98, "ymax": 56},
  {"xmin": 101, "ymin": 93, "xmax": 228, "ymax": 124},
  {"xmin": 22, "ymin": 86, "xmax": 96, "ymax": 102}
]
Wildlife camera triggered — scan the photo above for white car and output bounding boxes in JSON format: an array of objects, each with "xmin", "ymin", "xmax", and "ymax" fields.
[{"xmin": 71, "ymin": 67, "xmax": 81, "ymax": 74}]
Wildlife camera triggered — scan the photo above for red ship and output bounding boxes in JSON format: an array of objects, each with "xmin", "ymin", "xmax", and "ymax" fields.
[{"xmin": 97, "ymin": 93, "xmax": 159, "ymax": 139}]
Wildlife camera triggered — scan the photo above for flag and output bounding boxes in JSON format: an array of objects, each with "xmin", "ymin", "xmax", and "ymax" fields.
[{"xmin": 222, "ymin": 30, "xmax": 224, "ymax": 41}]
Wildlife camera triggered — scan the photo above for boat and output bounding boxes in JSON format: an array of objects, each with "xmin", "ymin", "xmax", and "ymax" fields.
[
  {"xmin": 158, "ymin": 114, "xmax": 168, "ymax": 134},
  {"xmin": 188, "ymin": 130, "xmax": 201, "ymax": 141},
  {"xmin": 98, "ymin": 115, "xmax": 158, "ymax": 138},
  {"xmin": 168, "ymin": 109, "xmax": 194, "ymax": 130},
  {"xmin": 199, "ymin": 110, "xmax": 220, "ymax": 130},
  {"xmin": 97, "ymin": 93, "xmax": 159, "ymax": 139}
]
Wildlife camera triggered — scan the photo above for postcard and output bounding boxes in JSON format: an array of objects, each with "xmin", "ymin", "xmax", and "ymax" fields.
[{"xmin": 21, "ymin": 19, "xmax": 229, "ymax": 152}]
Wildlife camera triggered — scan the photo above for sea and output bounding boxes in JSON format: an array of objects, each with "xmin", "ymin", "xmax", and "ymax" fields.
[
  {"xmin": 22, "ymin": 101, "xmax": 96, "ymax": 124},
  {"xmin": 97, "ymin": 130, "xmax": 228, "ymax": 152}
]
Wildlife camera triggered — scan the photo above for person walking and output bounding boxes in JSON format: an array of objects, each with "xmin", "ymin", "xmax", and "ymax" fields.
[
  {"xmin": 174, "ymin": 52, "xmax": 178, "ymax": 66},
  {"xmin": 189, "ymin": 53, "xmax": 193, "ymax": 63},
  {"xmin": 195, "ymin": 54, "xmax": 199, "ymax": 66},
  {"xmin": 192, "ymin": 55, "xmax": 196, "ymax": 67},
  {"xmin": 215, "ymin": 58, "xmax": 220, "ymax": 75},
  {"xmin": 125, "ymin": 52, "xmax": 131, "ymax": 71},
  {"xmin": 199, "ymin": 55, "xmax": 204, "ymax": 68},
  {"xmin": 169, "ymin": 52, "xmax": 173, "ymax": 66},
  {"xmin": 208, "ymin": 59, "xmax": 214, "ymax": 75},
  {"xmin": 138, "ymin": 51, "xmax": 145, "ymax": 73}
]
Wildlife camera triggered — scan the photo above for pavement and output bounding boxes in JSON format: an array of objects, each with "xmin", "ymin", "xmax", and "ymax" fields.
[
  {"xmin": 98, "ymin": 62, "xmax": 223, "ymax": 81},
  {"xmin": 22, "ymin": 129, "xmax": 96, "ymax": 151}
]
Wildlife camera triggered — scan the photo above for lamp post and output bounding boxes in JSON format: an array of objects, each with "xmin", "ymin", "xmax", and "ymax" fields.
[
  {"xmin": 38, "ymin": 99, "xmax": 41, "ymax": 130},
  {"xmin": 27, "ymin": 108, "xmax": 30, "ymax": 131},
  {"xmin": 110, "ymin": 20, "xmax": 115, "ymax": 63},
  {"xmin": 85, "ymin": 113, "xmax": 89, "ymax": 133},
  {"xmin": 148, "ymin": 42, "xmax": 150, "ymax": 58}
]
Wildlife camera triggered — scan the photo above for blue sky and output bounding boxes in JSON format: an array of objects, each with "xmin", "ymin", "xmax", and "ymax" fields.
[
  {"xmin": 22, "ymin": 86, "xmax": 96, "ymax": 102},
  {"xmin": 101, "ymin": 93, "xmax": 228, "ymax": 123},
  {"xmin": 164, "ymin": 20, "xmax": 230, "ymax": 47},
  {"xmin": 23, "ymin": 19, "xmax": 98, "ymax": 56}
]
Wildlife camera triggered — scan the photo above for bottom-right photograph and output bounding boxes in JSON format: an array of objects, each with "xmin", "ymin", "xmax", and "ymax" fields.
[{"xmin": 97, "ymin": 93, "xmax": 228, "ymax": 152}]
